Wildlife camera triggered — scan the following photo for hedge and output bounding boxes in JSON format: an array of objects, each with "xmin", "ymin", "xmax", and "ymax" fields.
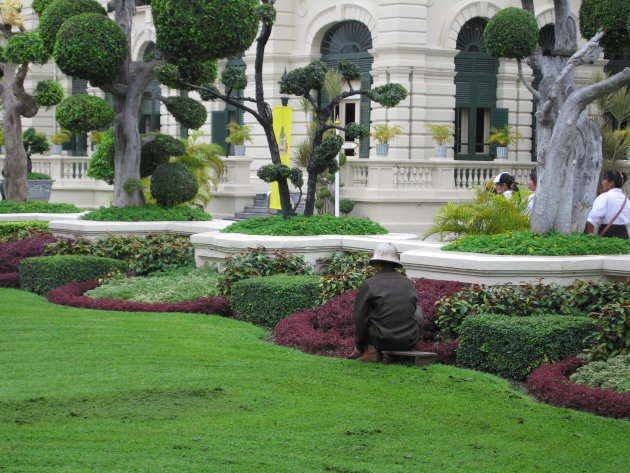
[
  {"xmin": 231, "ymin": 275, "xmax": 321, "ymax": 328},
  {"xmin": 0, "ymin": 221, "xmax": 48, "ymax": 240},
  {"xmin": 457, "ymin": 314, "xmax": 594, "ymax": 380},
  {"xmin": 20, "ymin": 255, "xmax": 128, "ymax": 296}
]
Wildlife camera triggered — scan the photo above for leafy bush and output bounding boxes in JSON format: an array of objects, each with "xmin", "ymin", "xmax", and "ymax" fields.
[
  {"xmin": 150, "ymin": 162, "xmax": 199, "ymax": 208},
  {"xmin": 579, "ymin": 0, "xmax": 630, "ymax": 57},
  {"xmin": 0, "ymin": 235, "xmax": 60, "ymax": 275},
  {"xmin": 318, "ymin": 251, "xmax": 375, "ymax": 304},
  {"xmin": 80, "ymin": 204, "xmax": 211, "ymax": 221},
  {"xmin": 443, "ymin": 230, "xmax": 630, "ymax": 255},
  {"xmin": 217, "ymin": 246, "xmax": 313, "ymax": 295},
  {"xmin": 87, "ymin": 127, "xmax": 115, "ymax": 184},
  {"xmin": 570, "ymin": 355, "xmax": 630, "ymax": 393},
  {"xmin": 5, "ymin": 31, "xmax": 48, "ymax": 64},
  {"xmin": 436, "ymin": 279, "xmax": 630, "ymax": 341},
  {"xmin": 584, "ymin": 301, "xmax": 630, "ymax": 361},
  {"xmin": 56, "ymin": 94, "xmax": 114, "ymax": 133},
  {"xmin": 46, "ymin": 233, "xmax": 194, "ymax": 275},
  {"xmin": 20, "ymin": 255, "xmax": 128, "ymax": 296},
  {"xmin": 33, "ymin": 80, "xmax": 65, "ymax": 108},
  {"xmin": 484, "ymin": 7, "xmax": 539, "ymax": 60},
  {"xmin": 140, "ymin": 134, "xmax": 185, "ymax": 178},
  {"xmin": 48, "ymin": 280, "xmax": 232, "ymax": 318},
  {"xmin": 85, "ymin": 266, "xmax": 220, "ymax": 303},
  {"xmin": 0, "ymin": 222, "xmax": 49, "ymax": 241},
  {"xmin": 457, "ymin": 314, "xmax": 594, "ymax": 380},
  {"xmin": 164, "ymin": 97, "xmax": 207, "ymax": 130},
  {"xmin": 231, "ymin": 275, "xmax": 321, "ymax": 328},
  {"xmin": 527, "ymin": 355, "xmax": 630, "ymax": 420},
  {"xmin": 221, "ymin": 215, "xmax": 388, "ymax": 236},
  {"xmin": 26, "ymin": 172, "xmax": 52, "ymax": 180}
]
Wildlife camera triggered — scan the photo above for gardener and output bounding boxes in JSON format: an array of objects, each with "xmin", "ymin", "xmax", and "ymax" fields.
[{"xmin": 349, "ymin": 243, "xmax": 423, "ymax": 363}]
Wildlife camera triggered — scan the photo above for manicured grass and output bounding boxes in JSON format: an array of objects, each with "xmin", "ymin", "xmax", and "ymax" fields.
[{"xmin": 1, "ymin": 289, "xmax": 628, "ymax": 473}]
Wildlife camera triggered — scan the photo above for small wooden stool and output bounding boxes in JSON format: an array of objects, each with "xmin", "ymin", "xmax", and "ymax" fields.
[{"xmin": 381, "ymin": 350, "xmax": 438, "ymax": 367}]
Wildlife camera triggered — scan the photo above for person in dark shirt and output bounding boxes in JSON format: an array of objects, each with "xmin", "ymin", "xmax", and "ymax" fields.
[{"xmin": 349, "ymin": 243, "xmax": 423, "ymax": 362}]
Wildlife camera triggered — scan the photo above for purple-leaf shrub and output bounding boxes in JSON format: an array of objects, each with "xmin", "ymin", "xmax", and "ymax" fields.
[
  {"xmin": 526, "ymin": 355, "xmax": 630, "ymax": 420},
  {"xmin": 0, "ymin": 272, "xmax": 20, "ymax": 288},
  {"xmin": 48, "ymin": 280, "xmax": 233, "ymax": 318},
  {"xmin": 0, "ymin": 235, "xmax": 61, "ymax": 274}
]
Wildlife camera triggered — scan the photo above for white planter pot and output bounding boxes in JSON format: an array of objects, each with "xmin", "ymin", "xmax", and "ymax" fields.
[
  {"xmin": 233, "ymin": 144, "xmax": 246, "ymax": 156},
  {"xmin": 435, "ymin": 145, "xmax": 447, "ymax": 157},
  {"xmin": 496, "ymin": 147, "xmax": 509, "ymax": 159},
  {"xmin": 375, "ymin": 143, "xmax": 389, "ymax": 156},
  {"xmin": 52, "ymin": 144, "xmax": 63, "ymax": 154}
]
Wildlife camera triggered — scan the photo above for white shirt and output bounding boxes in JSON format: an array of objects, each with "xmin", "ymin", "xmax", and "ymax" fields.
[
  {"xmin": 526, "ymin": 193, "xmax": 535, "ymax": 215},
  {"xmin": 501, "ymin": 190, "xmax": 514, "ymax": 200},
  {"xmin": 587, "ymin": 188, "xmax": 630, "ymax": 232}
]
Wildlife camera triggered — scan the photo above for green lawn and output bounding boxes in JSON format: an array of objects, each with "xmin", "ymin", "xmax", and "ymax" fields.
[{"xmin": 1, "ymin": 289, "xmax": 628, "ymax": 473}]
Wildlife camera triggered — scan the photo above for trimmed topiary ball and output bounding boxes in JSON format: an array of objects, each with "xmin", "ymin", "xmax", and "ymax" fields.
[
  {"xmin": 33, "ymin": 80, "xmax": 64, "ymax": 108},
  {"xmin": 32, "ymin": 0, "xmax": 56, "ymax": 15},
  {"xmin": 279, "ymin": 60, "xmax": 327, "ymax": 96},
  {"xmin": 150, "ymin": 162, "xmax": 198, "ymax": 208},
  {"xmin": 39, "ymin": 0, "xmax": 106, "ymax": 54},
  {"xmin": 165, "ymin": 96, "xmax": 207, "ymax": 130},
  {"xmin": 54, "ymin": 13, "xmax": 127, "ymax": 86},
  {"xmin": 580, "ymin": 0, "xmax": 630, "ymax": 56},
  {"xmin": 152, "ymin": 0, "xmax": 259, "ymax": 64},
  {"xmin": 484, "ymin": 7, "xmax": 539, "ymax": 60},
  {"xmin": 140, "ymin": 134, "xmax": 186, "ymax": 178},
  {"xmin": 4, "ymin": 32, "xmax": 49, "ymax": 64},
  {"xmin": 56, "ymin": 95, "xmax": 114, "ymax": 133}
]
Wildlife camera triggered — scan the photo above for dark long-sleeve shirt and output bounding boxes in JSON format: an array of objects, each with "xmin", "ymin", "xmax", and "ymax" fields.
[{"xmin": 352, "ymin": 267, "xmax": 422, "ymax": 351}]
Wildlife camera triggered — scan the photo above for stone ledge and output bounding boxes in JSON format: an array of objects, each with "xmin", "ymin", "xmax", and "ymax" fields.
[{"xmin": 0, "ymin": 212, "xmax": 87, "ymax": 222}]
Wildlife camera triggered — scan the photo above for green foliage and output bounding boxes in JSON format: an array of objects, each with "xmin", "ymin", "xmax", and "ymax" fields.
[
  {"xmin": 56, "ymin": 95, "xmax": 114, "ymax": 133},
  {"xmin": 4, "ymin": 32, "xmax": 49, "ymax": 65},
  {"xmin": 197, "ymin": 84, "xmax": 221, "ymax": 102},
  {"xmin": 570, "ymin": 355, "xmax": 630, "ymax": 393},
  {"xmin": 369, "ymin": 83, "xmax": 408, "ymax": 108},
  {"xmin": 26, "ymin": 172, "xmax": 52, "ymax": 180},
  {"xmin": 85, "ymin": 266, "xmax": 220, "ymax": 303},
  {"xmin": 487, "ymin": 125, "xmax": 523, "ymax": 147},
  {"xmin": 339, "ymin": 198, "xmax": 355, "ymax": 216},
  {"xmin": 225, "ymin": 121, "xmax": 253, "ymax": 146},
  {"xmin": 257, "ymin": 164, "xmax": 303, "ymax": 190},
  {"xmin": 344, "ymin": 122, "xmax": 369, "ymax": 141},
  {"xmin": 443, "ymin": 230, "xmax": 630, "ymax": 255},
  {"xmin": 32, "ymin": 0, "xmax": 56, "ymax": 15},
  {"xmin": 150, "ymin": 162, "xmax": 198, "ymax": 208},
  {"xmin": 279, "ymin": 60, "xmax": 327, "ymax": 96},
  {"xmin": 155, "ymin": 64, "xmax": 181, "ymax": 89},
  {"xmin": 318, "ymin": 251, "xmax": 375, "ymax": 303},
  {"xmin": 179, "ymin": 60, "xmax": 219, "ymax": 89},
  {"xmin": 20, "ymin": 255, "xmax": 128, "ymax": 296},
  {"xmin": 80, "ymin": 204, "xmax": 211, "ymax": 222},
  {"xmin": 426, "ymin": 124, "xmax": 454, "ymax": 146},
  {"xmin": 22, "ymin": 128, "xmax": 50, "ymax": 156},
  {"xmin": 152, "ymin": 0, "xmax": 259, "ymax": 65},
  {"xmin": 46, "ymin": 233, "xmax": 194, "ymax": 275},
  {"xmin": 87, "ymin": 128, "xmax": 115, "ymax": 184},
  {"xmin": 457, "ymin": 314, "xmax": 594, "ymax": 380},
  {"xmin": 484, "ymin": 7, "xmax": 539, "ymax": 59},
  {"xmin": 231, "ymin": 275, "xmax": 321, "ymax": 328},
  {"xmin": 54, "ymin": 13, "xmax": 127, "ymax": 86},
  {"xmin": 51, "ymin": 128, "xmax": 72, "ymax": 145},
  {"xmin": 221, "ymin": 65, "xmax": 247, "ymax": 91},
  {"xmin": 0, "ymin": 200, "xmax": 81, "ymax": 213},
  {"xmin": 221, "ymin": 215, "xmax": 388, "ymax": 236},
  {"xmin": 579, "ymin": 0, "xmax": 630, "ymax": 56},
  {"xmin": 165, "ymin": 97, "xmax": 207, "ymax": 130},
  {"xmin": 257, "ymin": 3, "xmax": 276, "ymax": 26},
  {"xmin": 39, "ymin": 0, "xmax": 107, "ymax": 54},
  {"xmin": 217, "ymin": 246, "xmax": 313, "ymax": 295},
  {"xmin": 122, "ymin": 178, "xmax": 144, "ymax": 195},
  {"xmin": 0, "ymin": 221, "xmax": 49, "ymax": 241},
  {"xmin": 584, "ymin": 301, "xmax": 630, "ymax": 361},
  {"xmin": 423, "ymin": 186, "xmax": 530, "ymax": 240},
  {"xmin": 140, "ymin": 134, "xmax": 186, "ymax": 178},
  {"xmin": 337, "ymin": 60, "xmax": 361, "ymax": 81},
  {"xmin": 313, "ymin": 134, "xmax": 344, "ymax": 173},
  {"xmin": 371, "ymin": 123, "xmax": 402, "ymax": 144}
]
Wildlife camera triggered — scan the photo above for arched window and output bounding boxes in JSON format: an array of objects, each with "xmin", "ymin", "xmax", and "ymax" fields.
[
  {"xmin": 531, "ymin": 24, "xmax": 556, "ymax": 161},
  {"xmin": 454, "ymin": 18, "xmax": 502, "ymax": 160},
  {"xmin": 321, "ymin": 20, "xmax": 373, "ymax": 158}
]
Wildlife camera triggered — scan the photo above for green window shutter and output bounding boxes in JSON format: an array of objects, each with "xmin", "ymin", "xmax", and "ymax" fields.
[
  {"xmin": 68, "ymin": 79, "xmax": 88, "ymax": 156},
  {"xmin": 211, "ymin": 110, "xmax": 228, "ymax": 155},
  {"xmin": 490, "ymin": 107, "xmax": 509, "ymax": 157},
  {"xmin": 359, "ymin": 72, "xmax": 372, "ymax": 159}
]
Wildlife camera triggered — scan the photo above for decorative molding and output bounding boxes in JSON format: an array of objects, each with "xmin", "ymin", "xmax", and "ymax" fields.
[{"xmin": 442, "ymin": 1, "xmax": 501, "ymax": 51}]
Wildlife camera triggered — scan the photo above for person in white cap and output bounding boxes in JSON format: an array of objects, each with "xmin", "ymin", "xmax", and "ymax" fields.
[{"xmin": 349, "ymin": 243, "xmax": 423, "ymax": 362}]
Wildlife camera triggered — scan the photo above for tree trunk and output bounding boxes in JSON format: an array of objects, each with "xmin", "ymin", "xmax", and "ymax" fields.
[
  {"xmin": 303, "ymin": 170, "xmax": 318, "ymax": 217},
  {"xmin": 571, "ymin": 113, "xmax": 601, "ymax": 232},
  {"xmin": 261, "ymin": 122, "xmax": 294, "ymax": 216}
]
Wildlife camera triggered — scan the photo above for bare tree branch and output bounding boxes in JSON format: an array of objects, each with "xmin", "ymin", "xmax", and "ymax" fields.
[{"xmin": 517, "ymin": 59, "xmax": 541, "ymax": 102}]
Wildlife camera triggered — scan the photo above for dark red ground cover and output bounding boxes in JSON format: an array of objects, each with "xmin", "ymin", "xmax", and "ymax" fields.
[
  {"xmin": 273, "ymin": 278, "xmax": 468, "ymax": 361},
  {"xmin": 0, "ymin": 272, "xmax": 20, "ymax": 288},
  {"xmin": 526, "ymin": 355, "xmax": 630, "ymax": 420},
  {"xmin": 47, "ymin": 280, "xmax": 233, "ymax": 318},
  {"xmin": 0, "ymin": 235, "xmax": 60, "ymax": 275}
]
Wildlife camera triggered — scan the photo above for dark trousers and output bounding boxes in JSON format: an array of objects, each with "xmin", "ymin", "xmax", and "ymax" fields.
[{"xmin": 599, "ymin": 224, "xmax": 629, "ymax": 239}]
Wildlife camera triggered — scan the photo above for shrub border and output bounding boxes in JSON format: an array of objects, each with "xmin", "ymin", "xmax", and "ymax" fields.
[
  {"xmin": 47, "ymin": 280, "xmax": 233, "ymax": 318},
  {"xmin": 526, "ymin": 355, "xmax": 630, "ymax": 420}
]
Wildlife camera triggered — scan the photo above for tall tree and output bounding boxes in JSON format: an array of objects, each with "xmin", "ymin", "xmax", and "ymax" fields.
[{"xmin": 484, "ymin": 0, "xmax": 630, "ymax": 234}]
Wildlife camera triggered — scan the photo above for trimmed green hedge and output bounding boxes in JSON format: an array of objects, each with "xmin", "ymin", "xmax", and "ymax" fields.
[
  {"xmin": 221, "ymin": 215, "xmax": 388, "ymax": 236},
  {"xmin": 0, "ymin": 221, "xmax": 48, "ymax": 240},
  {"xmin": 80, "ymin": 205, "xmax": 211, "ymax": 222},
  {"xmin": 457, "ymin": 314, "xmax": 594, "ymax": 380},
  {"xmin": 20, "ymin": 255, "xmax": 128, "ymax": 296},
  {"xmin": 230, "ymin": 275, "xmax": 321, "ymax": 328},
  {"xmin": 0, "ymin": 201, "xmax": 82, "ymax": 214}
]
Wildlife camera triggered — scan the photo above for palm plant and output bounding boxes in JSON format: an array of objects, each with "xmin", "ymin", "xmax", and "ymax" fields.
[{"xmin": 423, "ymin": 186, "xmax": 530, "ymax": 241}]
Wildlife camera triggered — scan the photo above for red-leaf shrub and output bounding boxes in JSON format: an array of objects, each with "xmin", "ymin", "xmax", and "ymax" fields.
[
  {"xmin": 0, "ymin": 235, "xmax": 61, "ymax": 274},
  {"xmin": 526, "ymin": 355, "xmax": 630, "ymax": 420},
  {"xmin": 47, "ymin": 280, "xmax": 233, "ymax": 318},
  {"xmin": 0, "ymin": 272, "xmax": 20, "ymax": 288},
  {"xmin": 273, "ymin": 278, "xmax": 468, "ymax": 361}
]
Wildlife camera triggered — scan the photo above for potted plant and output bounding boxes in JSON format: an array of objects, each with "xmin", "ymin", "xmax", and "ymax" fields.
[
  {"xmin": 22, "ymin": 128, "xmax": 54, "ymax": 201},
  {"xmin": 225, "ymin": 121, "xmax": 253, "ymax": 156},
  {"xmin": 89, "ymin": 130, "xmax": 105, "ymax": 151},
  {"xmin": 371, "ymin": 123, "xmax": 402, "ymax": 156},
  {"xmin": 426, "ymin": 124, "xmax": 453, "ymax": 157},
  {"xmin": 487, "ymin": 125, "xmax": 523, "ymax": 159},
  {"xmin": 51, "ymin": 129, "xmax": 72, "ymax": 154}
]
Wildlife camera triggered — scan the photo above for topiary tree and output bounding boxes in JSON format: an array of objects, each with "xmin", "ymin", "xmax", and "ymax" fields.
[
  {"xmin": 484, "ymin": 0, "xmax": 630, "ymax": 234},
  {"xmin": 150, "ymin": 162, "xmax": 198, "ymax": 208},
  {"xmin": 38, "ymin": 0, "xmax": 260, "ymax": 207},
  {"xmin": 22, "ymin": 128, "xmax": 50, "ymax": 174},
  {"xmin": 0, "ymin": 4, "xmax": 64, "ymax": 201}
]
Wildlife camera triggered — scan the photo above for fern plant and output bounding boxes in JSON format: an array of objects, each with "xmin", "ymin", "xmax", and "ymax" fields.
[{"xmin": 423, "ymin": 186, "xmax": 530, "ymax": 240}]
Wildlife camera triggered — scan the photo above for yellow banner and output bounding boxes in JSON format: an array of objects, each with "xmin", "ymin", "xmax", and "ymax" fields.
[{"xmin": 269, "ymin": 106, "xmax": 292, "ymax": 210}]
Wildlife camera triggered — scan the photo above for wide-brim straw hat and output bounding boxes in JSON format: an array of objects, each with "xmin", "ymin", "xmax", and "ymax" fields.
[{"xmin": 369, "ymin": 242, "xmax": 402, "ymax": 267}]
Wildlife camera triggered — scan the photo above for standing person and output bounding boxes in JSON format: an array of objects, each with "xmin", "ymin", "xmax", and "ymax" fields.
[
  {"xmin": 493, "ymin": 172, "xmax": 519, "ymax": 200},
  {"xmin": 586, "ymin": 170, "xmax": 630, "ymax": 239},
  {"xmin": 526, "ymin": 169, "xmax": 537, "ymax": 215},
  {"xmin": 349, "ymin": 243, "xmax": 423, "ymax": 363}
]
